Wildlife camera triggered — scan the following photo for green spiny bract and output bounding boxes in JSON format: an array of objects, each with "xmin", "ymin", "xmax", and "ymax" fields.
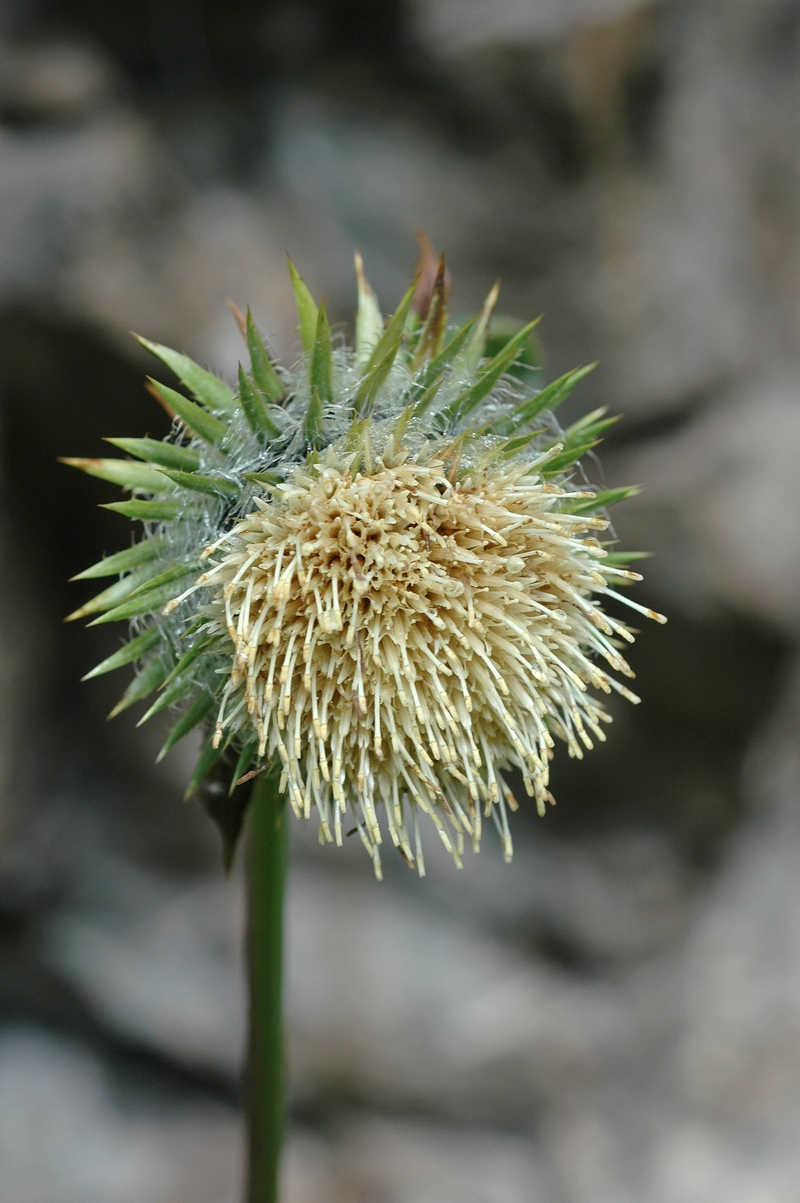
[{"xmin": 65, "ymin": 250, "xmax": 660, "ymax": 871}]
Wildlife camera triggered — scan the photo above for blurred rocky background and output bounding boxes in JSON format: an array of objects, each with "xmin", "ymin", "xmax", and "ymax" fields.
[{"xmin": 1, "ymin": 0, "xmax": 799, "ymax": 1199}]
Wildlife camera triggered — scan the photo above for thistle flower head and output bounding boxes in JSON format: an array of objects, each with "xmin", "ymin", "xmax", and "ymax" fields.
[{"xmin": 65, "ymin": 246, "xmax": 664, "ymax": 874}]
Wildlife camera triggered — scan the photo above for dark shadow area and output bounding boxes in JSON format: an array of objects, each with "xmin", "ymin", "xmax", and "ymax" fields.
[
  {"xmin": 0, "ymin": 311, "xmax": 170, "ymax": 707},
  {"xmin": 546, "ymin": 607, "xmax": 790, "ymax": 862},
  {"xmin": 0, "ymin": 312, "xmax": 220, "ymax": 871}
]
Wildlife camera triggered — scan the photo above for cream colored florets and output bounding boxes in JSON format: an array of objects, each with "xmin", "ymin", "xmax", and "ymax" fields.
[{"xmin": 199, "ymin": 447, "xmax": 649, "ymax": 876}]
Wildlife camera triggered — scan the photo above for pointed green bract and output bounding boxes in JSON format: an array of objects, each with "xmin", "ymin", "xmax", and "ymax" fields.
[
  {"xmin": 161, "ymin": 469, "xmax": 239, "ymax": 498},
  {"xmin": 304, "ymin": 387, "xmax": 324, "ymax": 448},
  {"xmin": 541, "ymin": 440, "xmax": 598, "ymax": 478},
  {"xmin": 246, "ymin": 309, "xmax": 284, "ymax": 402},
  {"xmin": 161, "ymin": 634, "xmax": 225, "ymax": 689},
  {"xmin": 310, "ymin": 302, "xmax": 333, "ymax": 404},
  {"xmin": 105, "ymin": 438, "xmax": 201, "ymax": 472},
  {"xmin": 416, "ymin": 318, "xmax": 477, "ymax": 392},
  {"xmin": 121, "ymin": 562, "xmax": 200, "ymax": 605},
  {"xmin": 464, "ymin": 281, "xmax": 500, "ymax": 371},
  {"xmin": 442, "ymin": 318, "xmax": 542, "ymax": 426},
  {"xmin": 138, "ymin": 676, "xmax": 195, "ymax": 726},
  {"xmin": 108, "ymin": 656, "xmax": 167, "ymax": 719},
  {"xmin": 483, "ymin": 317, "xmax": 542, "ymax": 385},
  {"xmin": 345, "ymin": 416, "xmax": 374, "ymax": 476},
  {"xmin": 71, "ymin": 539, "xmax": 162, "ymax": 581},
  {"xmin": 354, "ymin": 333, "xmax": 403, "ymax": 415},
  {"xmin": 71, "ymin": 571, "xmax": 156, "ymax": 622},
  {"xmin": 568, "ymin": 413, "xmax": 619, "ymax": 444},
  {"xmin": 563, "ymin": 405, "xmax": 608, "ymax": 439},
  {"xmin": 178, "ymin": 615, "xmax": 209, "ymax": 641},
  {"xmin": 103, "ymin": 499, "xmax": 183, "ymax": 521},
  {"xmin": 364, "ymin": 279, "xmax": 417, "ymax": 376},
  {"xmin": 355, "ymin": 251, "xmax": 384, "ymax": 364},
  {"xmin": 504, "ymin": 363, "xmax": 597, "ymax": 433},
  {"xmin": 409, "ymin": 375, "xmax": 445, "ymax": 420},
  {"xmin": 287, "ymin": 259, "xmax": 318, "ymax": 353},
  {"xmin": 564, "ymin": 485, "xmax": 641, "ymax": 515},
  {"xmin": 89, "ymin": 579, "xmax": 196, "ymax": 625},
  {"xmin": 136, "ymin": 336, "xmax": 235, "ymax": 411},
  {"xmin": 66, "ymin": 563, "xmax": 160, "ymax": 622},
  {"xmin": 492, "ymin": 429, "xmax": 544, "ymax": 461},
  {"xmin": 243, "ymin": 471, "xmax": 281, "ymax": 487},
  {"xmin": 60, "ymin": 457, "xmax": 173, "ymax": 493},
  {"xmin": 602, "ymin": 550, "xmax": 650, "ymax": 565},
  {"xmin": 82, "ymin": 626, "xmax": 160, "ymax": 680},
  {"xmin": 231, "ymin": 740, "xmax": 258, "ymax": 795},
  {"xmin": 157, "ymin": 692, "xmax": 216, "ymax": 762},
  {"xmin": 181, "ymin": 732, "xmax": 226, "ymax": 795},
  {"xmin": 238, "ymin": 365, "xmax": 281, "ymax": 439},
  {"xmin": 560, "ymin": 408, "xmax": 619, "ymax": 450},
  {"xmin": 148, "ymin": 380, "xmax": 229, "ymax": 447},
  {"xmin": 535, "ymin": 411, "xmax": 618, "ymax": 481},
  {"xmin": 390, "ymin": 377, "xmax": 444, "ymax": 443}
]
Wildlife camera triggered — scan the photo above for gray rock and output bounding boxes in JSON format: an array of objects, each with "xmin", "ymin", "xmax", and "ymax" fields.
[
  {"xmin": 676, "ymin": 663, "xmax": 800, "ymax": 1125},
  {"xmin": 0, "ymin": 1026, "xmax": 241, "ymax": 1203},
  {"xmin": 610, "ymin": 373, "xmax": 800, "ymax": 628},
  {"xmin": 286, "ymin": 860, "xmax": 629, "ymax": 1121},
  {"xmin": 38, "ymin": 855, "xmax": 246, "ymax": 1078},
  {"xmin": 38, "ymin": 846, "xmax": 626, "ymax": 1111},
  {"xmin": 411, "ymin": 0, "xmax": 646, "ymax": 58},
  {"xmin": 332, "ymin": 1115, "xmax": 553, "ymax": 1203},
  {"xmin": 0, "ymin": 39, "xmax": 118, "ymax": 119},
  {"xmin": 0, "ymin": 1025, "xmax": 559, "ymax": 1203}
]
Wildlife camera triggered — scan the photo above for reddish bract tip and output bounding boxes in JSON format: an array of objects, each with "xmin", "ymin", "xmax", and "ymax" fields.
[{"xmin": 412, "ymin": 230, "xmax": 452, "ymax": 319}]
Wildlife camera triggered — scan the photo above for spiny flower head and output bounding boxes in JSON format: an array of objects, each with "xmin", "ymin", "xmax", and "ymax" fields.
[{"xmin": 65, "ymin": 246, "xmax": 664, "ymax": 874}]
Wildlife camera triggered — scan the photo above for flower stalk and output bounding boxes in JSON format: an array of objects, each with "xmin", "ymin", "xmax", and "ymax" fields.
[
  {"xmin": 245, "ymin": 766, "xmax": 289, "ymax": 1203},
  {"xmin": 66, "ymin": 243, "xmax": 665, "ymax": 1201}
]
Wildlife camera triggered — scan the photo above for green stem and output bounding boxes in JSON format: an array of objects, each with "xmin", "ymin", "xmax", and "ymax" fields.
[{"xmin": 245, "ymin": 768, "xmax": 289, "ymax": 1203}]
